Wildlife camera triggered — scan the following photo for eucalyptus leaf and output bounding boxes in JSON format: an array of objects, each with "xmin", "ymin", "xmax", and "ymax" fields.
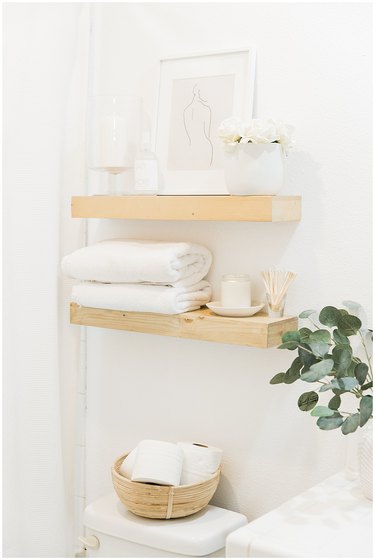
[
  {"xmin": 333, "ymin": 329, "xmax": 350, "ymax": 346},
  {"xmin": 284, "ymin": 357, "xmax": 303, "ymax": 384},
  {"xmin": 270, "ymin": 372, "xmax": 286, "ymax": 385},
  {"xmin": 355, "ymin": 363, "xmax": 369, "ymax": 385},
  {"xmin": 298, "ymin": 343, "xmax": 317, "ymax": 367},
  {"xmin": 337, "ymin": 314, "xmax": 362, "ymax": 336},
  {"xmin": 341, "ymin": 413, "xmax": 360, "ymax": 435},
  {"xmin": 282, "ymin": 331, "xmax": 301, "ymax": 344},
  {"xmin": 308, "ymin": 330, "xmax": 331, "ymax": 357},
  {"xmin": 310, "ymin": 405, "xmax": 335, "ymax": 417},
  {"xmin": 328, "ymin": 395, "xmax": 341, "ymax": 410},
  {"xmin": 278, "ymin": 341, "xmax": 299, "ymax": 350},
  {"xmin": 299, "ymin": 309, "xmax": 316, "ymax": 319},
  {"xmin": 299, "ymin": 327, "xmax": 312, "ymax": 343},
  {"xmin": 319, "ymin": 306, "xmax": 340, "ymax": 327},
  {"xmin": 319, "ymin": 377, "xmax": 359, "ymax": 393},
  {"xmin": 361, "ymin": 381, "xmax": 373, "ymax": 391},
  {"xmin": 298, "ymin": 391, "xmax": 318, "ymax": 411},
  {"xmin": 336, "ymin": 377, "xmax": 359, "ymax": 391},
  {"xmin": 359, "ymin": 395, "xmax": 373, "ymax": 427},
  {"xmin": 300, "ymin": 358, "xmax": 334, "ymax": 382},
  {"xmin": 317, "ymin": 415, "xmax": 344, "ymax": 430},
  {"xmin": 342, "ymin": 300, "xmax": 362, "ymax": 314},
  {"xmin": 332, "ymin": 345, "xmax": 352, "ymax": 373}
]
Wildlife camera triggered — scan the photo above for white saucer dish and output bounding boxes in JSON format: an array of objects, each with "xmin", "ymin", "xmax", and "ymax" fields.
[{"xmin": 206, "ymin": 301, "xmax": 264, "ymax": 317}]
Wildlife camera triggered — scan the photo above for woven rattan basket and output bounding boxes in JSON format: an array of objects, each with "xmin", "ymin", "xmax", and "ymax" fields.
[{"xmin": 112, "ymin": 453, "xmax": 220, "ymax": 519}]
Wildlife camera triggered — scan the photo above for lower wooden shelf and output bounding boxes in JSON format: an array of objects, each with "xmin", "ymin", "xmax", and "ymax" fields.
[{"xmin": 70, "ymin": 303, "xmax": 297, "ymax": 348}]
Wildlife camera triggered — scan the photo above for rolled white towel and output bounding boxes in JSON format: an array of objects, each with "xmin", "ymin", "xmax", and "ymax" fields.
[
  {"xmin": 61, "ymin": 239, "xmax": 212, "ymax": 287},
  {"xmin": 71, "ymin": 280, "xmax": 212, "ymax": 315},
  {"xmin": 178, "ymin": 442, "xmax": 222, "ymax": 485}
]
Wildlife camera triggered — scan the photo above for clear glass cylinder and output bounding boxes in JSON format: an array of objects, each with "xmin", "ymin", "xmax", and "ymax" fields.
[
  {"xmin": 88, "ymin": 95, "xmax": 142, "ymax": 192},
  {"xmin": 221, "ymin": 274, "xmax": 251, "ymax": 307}
]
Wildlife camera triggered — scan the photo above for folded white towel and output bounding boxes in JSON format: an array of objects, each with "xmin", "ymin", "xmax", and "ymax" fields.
[
  {"xmin": 62, "ymin": 239, "xmax": 212, "ymax": 287},
  {"xmin": 71, "ymin": 281, "xmax": 212, "ymax": 314}
]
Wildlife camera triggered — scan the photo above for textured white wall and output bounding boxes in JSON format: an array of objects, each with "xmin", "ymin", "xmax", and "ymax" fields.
[{"xmin": 84, "ymin": 2, "xmax": 372, "ymax": 521}]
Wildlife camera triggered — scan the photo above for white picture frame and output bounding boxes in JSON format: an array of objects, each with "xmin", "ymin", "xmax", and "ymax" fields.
[{"xmin": 154, "ymin": 48, "xmax": 256, "ymax": 195}]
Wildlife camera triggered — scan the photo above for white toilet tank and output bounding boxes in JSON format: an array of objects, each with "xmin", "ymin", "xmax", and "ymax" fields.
[{"xmin": 81, "ymin": 492, "xmax": 248, "ymax": 557}]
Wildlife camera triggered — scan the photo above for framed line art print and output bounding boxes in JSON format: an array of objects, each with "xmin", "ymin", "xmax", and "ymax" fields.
[{"xmin": 154, "ymin": 48, "xmax": 256, "ymax": 195}]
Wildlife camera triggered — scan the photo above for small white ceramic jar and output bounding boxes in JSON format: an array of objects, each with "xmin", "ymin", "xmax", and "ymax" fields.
[{"xmin": 221, "ymin": 274, "xmax": 251, "ymax": 307}]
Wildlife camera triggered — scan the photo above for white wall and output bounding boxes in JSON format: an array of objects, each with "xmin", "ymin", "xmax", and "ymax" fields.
[{"xmin": 83, "ymin": 2, "xmax": 372, "ymax": 521}]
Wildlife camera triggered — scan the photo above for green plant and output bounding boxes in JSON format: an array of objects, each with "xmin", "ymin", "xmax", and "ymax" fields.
[{"xmin": 270, "ymin": 301, "xmax": 373, "ymax": 434}]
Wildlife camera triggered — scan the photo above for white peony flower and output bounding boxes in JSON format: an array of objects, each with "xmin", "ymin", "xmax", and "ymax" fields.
[
  {"xmin": 247, "ymin": 118, "xmax": 279, "ymax": 144},
  {"xmin": 217, "ymin": 117, "xmax": 242, "ymax": 144},
  {"xmin": 218, "ymin": 116, "xmax": 295, "ymax": 155},
  {"xmin": 274, "ymin": 120, "xmax": 295, "ymax": 154}
]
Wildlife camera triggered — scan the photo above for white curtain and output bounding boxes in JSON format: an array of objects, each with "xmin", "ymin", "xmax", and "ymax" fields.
[{"xmin": 3, "ymin": 4, "xmax": 90, "ymax": 557}]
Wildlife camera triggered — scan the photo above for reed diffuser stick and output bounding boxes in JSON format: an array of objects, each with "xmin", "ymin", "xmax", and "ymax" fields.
[{"xmin": 261, "ymin": 268, "xmax": 296, "ymax": 314}]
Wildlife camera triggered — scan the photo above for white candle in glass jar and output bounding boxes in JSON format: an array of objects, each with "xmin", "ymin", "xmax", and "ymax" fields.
[
  {"xmin": 99, "ymin": 113, "xmax": 127, "ymax": 170},
  {"xmin": 221, "ymin": 274, "xmax": 251, "ymax": 307}
]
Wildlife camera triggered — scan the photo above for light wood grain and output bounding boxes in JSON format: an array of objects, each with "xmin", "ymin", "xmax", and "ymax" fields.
[
  {"xmin": 71, "ymin": 195, "xmax": 301, "ymax": 222},
  {"xmin": 70, "ymin": 303, "xmax": 298, "ymax": 348},
  {"xmin": 112, "ymin": 453, "xmax": 220, "ymax": 519}
]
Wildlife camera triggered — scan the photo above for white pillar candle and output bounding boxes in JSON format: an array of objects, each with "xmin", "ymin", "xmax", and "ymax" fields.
[
  {"xmin": 99, "ymin": 113, "xmax": 127, "ymax": 171},
  {"xmin": 221, "ymin": 274, "xmax": 251, "ymax": 307}
]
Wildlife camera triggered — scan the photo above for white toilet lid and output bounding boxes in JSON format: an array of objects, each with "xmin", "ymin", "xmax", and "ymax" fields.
[{"xmin": 84, "ymin": 492, "xmax": 247, "ymax": 557}]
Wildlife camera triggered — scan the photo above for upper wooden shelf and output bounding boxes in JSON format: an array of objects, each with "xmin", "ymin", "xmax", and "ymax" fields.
[
  {"xmin": 70, "ymin": 303, "xmax": 298, "ymax": 348},
  {"xmin": 71, "ymin": 195, "xmax": 301, "ymax": 222}
]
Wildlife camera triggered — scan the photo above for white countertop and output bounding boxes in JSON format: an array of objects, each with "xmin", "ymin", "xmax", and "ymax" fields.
[{"xmin": 226, "ymin": 471, "xmax": 372, "ymax": 558}]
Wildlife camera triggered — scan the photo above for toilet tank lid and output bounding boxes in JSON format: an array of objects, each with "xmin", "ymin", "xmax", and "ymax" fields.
[{"xmin": 84, "ymin": 493, "xmax": 248, "ymax": 557}]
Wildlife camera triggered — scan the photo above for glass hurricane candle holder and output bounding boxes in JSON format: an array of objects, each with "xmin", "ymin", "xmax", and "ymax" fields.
[{"xmin": 89, "ymin": 94, "xmax": 142, "ymax": 194}]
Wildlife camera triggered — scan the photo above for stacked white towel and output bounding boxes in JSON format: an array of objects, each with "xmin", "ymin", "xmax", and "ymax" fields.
[
  {"xmin": 61, "ymin": 239, "xmax": 212, "ymax": 287},
  {"xmin": 72, "ymin": 281, "xmax": 212, "ymax": 314},
  {"xmin": 62, "ymin": 239, "xmax": 212, "ymax": 314}
]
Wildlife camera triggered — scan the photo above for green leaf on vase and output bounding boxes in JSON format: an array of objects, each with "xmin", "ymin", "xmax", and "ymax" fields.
[
  {"xmin": 319, "ymin": 306, "xmax": 340, "ymax": 327},
  {"xmin": 310, "ymin": 405, "xmax": 335, "ymax": 417},
  {"xmin": 298, "ymin": 391, "xmax": 319, "ymax": 411},
  {"xmin": 341, "ymin": 413, "xmax": 360, "ymax": 434},
  {"xmin": 359, "ymin": 395, "xmax": 373, "ymax": 427}
]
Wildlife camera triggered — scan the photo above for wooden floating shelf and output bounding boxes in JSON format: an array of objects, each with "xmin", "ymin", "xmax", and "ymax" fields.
[
  {"xmin": 71, "ymin": 195, "xmax": 301, "ymax": 222},
  {"xmin": 70, "ymin": 303, "xmax": 298, "ymax": 348}
]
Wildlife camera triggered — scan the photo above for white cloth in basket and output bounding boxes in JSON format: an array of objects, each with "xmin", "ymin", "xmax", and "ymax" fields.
[
  {"xmin": 62, "ymin": 239, "xmax": 212, "ymax": 287},
  {"xmin": 71, "ymin": 280, "xmax": 212, "ymax": 315}
]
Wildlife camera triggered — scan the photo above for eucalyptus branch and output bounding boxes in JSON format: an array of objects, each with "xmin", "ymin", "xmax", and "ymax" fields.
[{"xmin": 359, "ymin": 330, "xmax": 373, "ymax": 377}]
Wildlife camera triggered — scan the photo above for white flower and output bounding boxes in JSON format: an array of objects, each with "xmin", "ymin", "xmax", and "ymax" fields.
[
  {"xmin": 217, "ymin": 117, "xmax": 242, "ymax": 144},
  {"xmin": 218, "ymin": 116, "xmax": 295, "ymax": 155},
  {"xmin": 274, "ymin": 120, "xmax": 295, "ymax": 154},
  {"xmin": 247, "ymin": 118, "xmax": 279, "ymax": 144}
]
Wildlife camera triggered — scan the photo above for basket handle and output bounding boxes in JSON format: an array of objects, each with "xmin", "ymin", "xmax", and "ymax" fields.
[{"xmin": 166, "ymin": 487, "xmax": 174, "ymax": 519}]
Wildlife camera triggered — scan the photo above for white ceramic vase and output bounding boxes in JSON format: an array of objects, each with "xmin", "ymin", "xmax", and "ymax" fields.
[
  {"xmin": 223, "ymin": 142, "xmax": 285, "ymax": 195},
  {"xmin": 358, "ymin": 419, "xmax": 373, "ymax": 500}
]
